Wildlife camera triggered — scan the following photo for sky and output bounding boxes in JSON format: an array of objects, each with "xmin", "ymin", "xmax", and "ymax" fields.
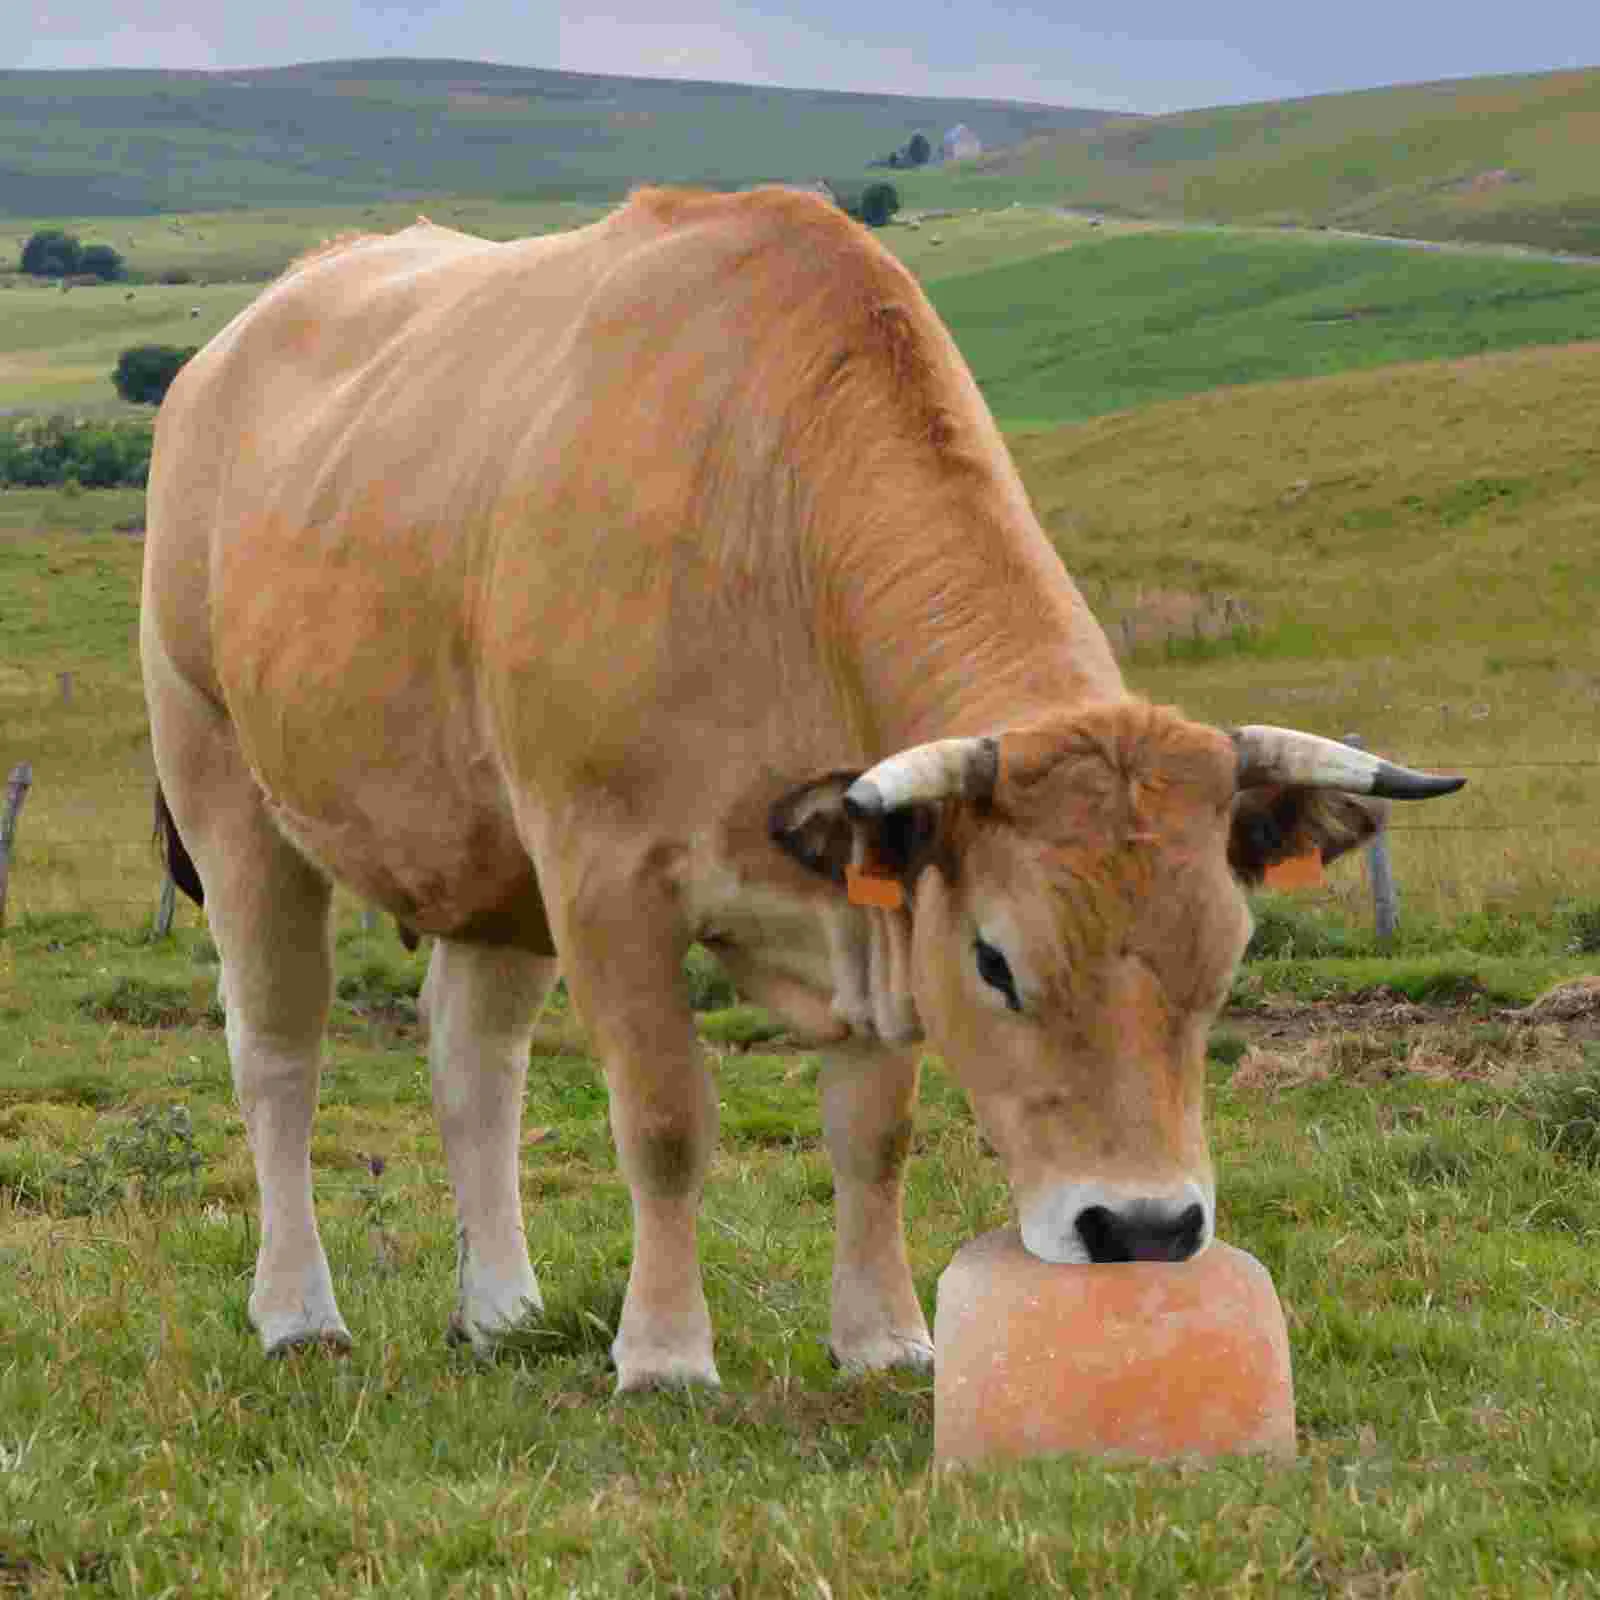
[{"xmin": 7, "ymin": 2, "xmax": 1599, "ymax": 115}]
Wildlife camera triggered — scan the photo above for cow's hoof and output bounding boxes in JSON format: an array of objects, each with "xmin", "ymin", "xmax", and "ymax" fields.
[
  {"xmin": 611, "ymin": 1340, "xmax": 721, "ymax": 1394},
  {"xmin": 829, "ymin": 1332, "xmax": 935, "ymax": 1375},
  {"xmin": 262, "ymin": 1323, "xmax": 354, "ymax": 1357},
  {"xmin": 446, "ymin": 1295, "xmax": 545, "ymax": 1357}
]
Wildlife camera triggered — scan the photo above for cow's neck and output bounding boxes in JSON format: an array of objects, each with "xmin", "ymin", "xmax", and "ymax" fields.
[{"xmin": 822, "ymin": 488, "xmax": 1127, "ymax": 754}]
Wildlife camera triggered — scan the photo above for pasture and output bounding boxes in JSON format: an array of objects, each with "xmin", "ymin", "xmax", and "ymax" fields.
[
  {"xmin": 896, "ymin": 65, "xmax": 1600, "ymax": 256},
  {"xmin": 2, "ymin": 190, "xmax": 1599, "ymax": 1594}
]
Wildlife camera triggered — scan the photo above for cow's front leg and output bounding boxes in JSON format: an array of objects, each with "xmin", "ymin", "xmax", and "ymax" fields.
[
  {"xmin": 427, "ymin": 939, "xmax": 556, "ymax": 1351},
  {"xmin": 821, "ymin": 1041, "xmax": 933, "ymax": 1372},
  {"xmin": 541, "ymin": 845, "xmax": 720, "ymax": 1391}
]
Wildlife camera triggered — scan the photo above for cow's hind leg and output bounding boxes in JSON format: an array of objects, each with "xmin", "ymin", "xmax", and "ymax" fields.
[
  {"xmin": 426, "ymin": 939, "xmax": 557, "ymax": 1351},
  {"xmin": 822, "ymin": 1043, "xmax": 933, "ymax": 1372}
]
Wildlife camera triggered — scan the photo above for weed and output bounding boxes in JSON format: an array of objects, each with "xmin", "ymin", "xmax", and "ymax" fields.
[
  {"xmin": 53, "ymin": 1103, "xmax": 203, "ymax": 1215},
  {"xmin": 1518, "ymin": 1047, "xmax": 1600, "ymax": 1167}
]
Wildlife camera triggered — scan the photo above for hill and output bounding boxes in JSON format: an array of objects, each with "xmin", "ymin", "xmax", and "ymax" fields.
[
  {"xmin": 0, "ymin": 57, "xmax": 1117, "ymax": 217},
  {"xmin": 926, "ymin": 227, "xmax": 1600, "ymax": 426},
  {"xmin": 896, "ymin": 67, "xmax": 1600, "ymax": 255}
]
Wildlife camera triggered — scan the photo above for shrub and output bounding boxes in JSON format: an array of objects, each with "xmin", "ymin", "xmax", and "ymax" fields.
[
  {"xmin": 1564, "ymin": 900, "xmax": 1600, "ymax": 955},
  {"xmin": 0, "ymin": 414, "xmax": 153, "ymax": 488},
  {"xmin": 20, "ymin": 227, "xmax": 81, "ymax": 278},
  {"xmin": 112, "ymin": 343, "xmax": 197, "ymax": 405},
  {"xmin": 78, "ymin": 243, "xmax": 125, "ymax": 282},
  {"xmin": 830, "ymin": 180, "xmax": 901, "ymax": 229},
  {"xmin": 1244, "ymin": 894, "xmax": 1355, "ymax": 960}
]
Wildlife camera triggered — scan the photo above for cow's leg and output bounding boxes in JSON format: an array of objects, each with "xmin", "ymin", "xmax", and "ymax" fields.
[
  {"xmin": 534, "ymin": 836, "xmax": 719, "ymax": 1391},
  {"xmin": 821, "ymin": 1042, "xmax": 933, "ymax": 1371},
  {"xmin": 149, "ymin": 689, "xmax": 344, "ymax": 1352},
  {"xmin": 426, "ymin": 938, "xmax": 557, "ymax": 1350}
]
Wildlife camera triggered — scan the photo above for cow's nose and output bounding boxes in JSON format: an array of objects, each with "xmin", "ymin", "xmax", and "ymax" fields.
[{"xmin": 1075, "ymin": 1200, "xmax": 1206, "ymax": 1263}]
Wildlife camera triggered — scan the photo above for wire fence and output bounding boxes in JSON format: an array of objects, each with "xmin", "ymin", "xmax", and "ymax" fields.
[{"xmin": 4, "ymin": 726, "xmax": 1599, "ymax": 939}]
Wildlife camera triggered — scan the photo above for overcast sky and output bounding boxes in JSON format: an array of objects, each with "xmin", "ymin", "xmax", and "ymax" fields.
[{"xmin": 9, "ymin": 2, "xmax": 1598, "ymax": 114}]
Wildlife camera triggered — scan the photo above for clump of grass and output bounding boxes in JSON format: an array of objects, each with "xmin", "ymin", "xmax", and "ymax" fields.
[
  {"xmin": 336, "ymin": 958, "xmax": 421, "ymax": 1020},
  {"xmin": 1245, "ymin": 894, "xmax": 1358, "ymax": 960},
  {"xmin": 1518, "ymin": 1047, "xmax": 1600, "ymax": 1167},
  {"xmin": 1563, "ymin": 900, "xmax": 1600, "ymax": 956},
  {"xmin": 77, "ymin": 974, "xmax": 208, "ymax": 1028},
  {"xmin": 684, "ymin": 944, "xmax": 738, "ymax": 1012}
]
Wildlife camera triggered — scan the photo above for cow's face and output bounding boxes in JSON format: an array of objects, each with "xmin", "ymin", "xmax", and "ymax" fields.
[
  {"xmin": 773, "ymin": 701, "xmax": 1436, "ymax": 1264},
  {"xmin": 906, "ymin": 708, "xmax": 1248, "ymax": 1263}
]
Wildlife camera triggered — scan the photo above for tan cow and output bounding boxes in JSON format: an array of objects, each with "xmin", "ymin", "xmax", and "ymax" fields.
[{"xmin": 141, "ymin": 188, "xmax": 1463, "ymax": 1390}]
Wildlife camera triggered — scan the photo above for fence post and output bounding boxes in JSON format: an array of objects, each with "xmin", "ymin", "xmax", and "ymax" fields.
[
  {"xmin": 154, "ymin": 871, "xmax": 177, "ymax": 937},
  {"xmin": 58, "ymin": 671, "xmax": 73, "ymax": 706},
  {"xmin": 0, "ymin": 761, "xmax": 33, "ymax": 931},
  {"xmin": 1343, "ymin": 733, "xmax": 1398, "ymax": 945}
]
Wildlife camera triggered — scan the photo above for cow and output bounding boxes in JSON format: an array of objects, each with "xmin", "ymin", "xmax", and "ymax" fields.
[{"xmin": 141, "ymin": 187, "xmax": 1464, "ymax": 1391}]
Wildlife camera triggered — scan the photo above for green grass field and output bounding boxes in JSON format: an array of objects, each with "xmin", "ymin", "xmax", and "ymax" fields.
[
  {"xmin": 1, "ymin": 910, "xmax": 1597, "ymax": 1593},
  {"xmin": 928, "ymin": 229, "xmax": 1600, "ymax": 426},
  {"xmin": 0, "ymin": 59, "xmax": 1112, "ymax": 219},
  {"xmin": 896, "ymin": 66, "xmax": 1600, "ymax": 255}
]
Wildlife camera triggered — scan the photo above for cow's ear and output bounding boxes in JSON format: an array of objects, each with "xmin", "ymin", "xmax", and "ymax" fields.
[
  {"xmin": 1228, "ymin": 787, "xmax": 1388, "ymax": 886},
  {"xmin": 770, "ymin": 773, "xmax": 945, "ymax": 893}
]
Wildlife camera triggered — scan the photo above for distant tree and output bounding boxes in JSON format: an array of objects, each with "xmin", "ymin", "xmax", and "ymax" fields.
[
  {"xmin": 20, "ymin": 228, "xmax": 82, "ymax": 278},
  {"xmin": 79, "ymin": 243, "xmax": 126, "ymax": 282},
  {"xmin": 112, "ymin": 343, "xmax": 197, "ymax": 406},
  {"xmin": 906, "ymin": 132, "xmax": 931, "ymax": 167},
  {"xmin": 859, "ymin": 181, "xmax": 901, "ymax": 228},
  {"xmin": 887, "ymin": 150, "xmax": 901, "ymax": 168}
]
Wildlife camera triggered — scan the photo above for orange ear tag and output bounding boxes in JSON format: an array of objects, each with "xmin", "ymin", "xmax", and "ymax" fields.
[
  {"xmin": 847, "ymin": 865, "xmax": 905, "ymax": 911},
  {"xmin": 1263, "ymin": 850, "xmax": 1325, "ymax": 891}
]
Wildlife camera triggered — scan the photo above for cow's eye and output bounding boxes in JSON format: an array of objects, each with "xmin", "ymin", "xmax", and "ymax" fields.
[{"xmin": 974, "ymin": 937, "xmax": 1021, "ymax": 1012}]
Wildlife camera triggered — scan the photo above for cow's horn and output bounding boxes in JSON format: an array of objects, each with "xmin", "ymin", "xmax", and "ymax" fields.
[
  {"xmin": 844, "ymin": 736, "xmax": 999, "ymax": 819},
  {"xmin": 1231, "ymin": 725, "xmax": 1467, "ymax": 799}
]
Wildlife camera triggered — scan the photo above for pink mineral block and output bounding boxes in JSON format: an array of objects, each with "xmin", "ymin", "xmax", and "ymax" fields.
[{"xmin": 934, "ymin": 1230, "xmax": 1296, "ymax": 1465}]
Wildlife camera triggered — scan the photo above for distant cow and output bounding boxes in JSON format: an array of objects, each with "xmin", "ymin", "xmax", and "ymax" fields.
[{"xmin": 142, "ymin": 188, "xmax": 1463, "ymax": 1389}]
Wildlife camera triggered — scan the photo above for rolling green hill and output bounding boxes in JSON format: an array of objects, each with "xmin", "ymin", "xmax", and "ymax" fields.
[
  {"xmin": 897, "ymin": 67, "xmax": 1600, "ymax": 255},
  {"xmin": 926, "ymin": 228, "xmax": 1600, "ymax": 426},
  {"xmin": 0, "ymin": 58, "xmax": 1115, "ymax": 218}
]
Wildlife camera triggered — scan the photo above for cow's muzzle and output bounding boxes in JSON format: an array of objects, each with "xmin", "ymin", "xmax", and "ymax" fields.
[{"xmin": 1019, "ymin": 1181, "xmax": 1213, "ymax": 1266}]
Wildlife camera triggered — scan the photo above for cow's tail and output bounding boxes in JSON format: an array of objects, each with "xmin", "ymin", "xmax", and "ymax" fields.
[{"xmin": 153, "ymin": 785, "xmax": 205, "ymax": 907}]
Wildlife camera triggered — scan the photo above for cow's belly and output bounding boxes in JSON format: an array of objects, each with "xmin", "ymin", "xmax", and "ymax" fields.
[{"xmin": 265, "ymin": 785, "xmax": 553, "ymax": 950}]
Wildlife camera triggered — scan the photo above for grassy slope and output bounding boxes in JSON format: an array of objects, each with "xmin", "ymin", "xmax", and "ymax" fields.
[
  {"xmin": 929, "ymin": 228, "xmax": 1600, "ymax": 427},
  {"xmin": 1012, "ymin": 339, "xmax": 1600, "ymax": 920},
  {"xmin": 0, "ymin": 58, "xmax": 1115, "ymax": 218},
  {"xmin": 896, "ymin": 66, "xmax": 1600, "ymax": 254}
]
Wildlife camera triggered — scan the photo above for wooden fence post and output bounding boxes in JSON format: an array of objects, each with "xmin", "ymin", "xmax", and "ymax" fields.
[
  {"xmin": 154, "ymin": 871, "xmax": 177, "ymax": 937},
  {"xmin": 0, "ymin": 761, "xmax": 33, "ymax": 931},
  {"xmin": 1344, "ymin": 734, "xmax": 1398, "ymax": 945}
]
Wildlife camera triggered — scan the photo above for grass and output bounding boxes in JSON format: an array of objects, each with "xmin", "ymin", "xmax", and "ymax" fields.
[
  {"xmin": 928, "ymin": 228, "xmax": 1600, "ymax": 427},
  {"xmin": 897, "ymin": 65, "xmax": 1600, "ymax": 255},
  {"xmin": 1, "ymin": 912, "xmax": 1598, "ymax": 1593},
  {"xmin": 0, "ymin": 59, "xmax": 1111, "ymax": 219}
]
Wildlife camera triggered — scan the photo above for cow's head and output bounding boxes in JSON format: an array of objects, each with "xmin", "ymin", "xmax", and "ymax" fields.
[{"xmin": 773, "ymin": 701, "xmax": 1463, "ymax": 1265}]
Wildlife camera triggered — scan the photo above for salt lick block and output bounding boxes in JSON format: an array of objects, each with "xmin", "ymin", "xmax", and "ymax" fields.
[{"xmin": 934, "ymin": 1230, "xmax": 1295, "ymax": 1466}]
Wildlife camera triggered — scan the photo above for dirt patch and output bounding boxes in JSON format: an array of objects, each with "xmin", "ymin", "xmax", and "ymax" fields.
[
  {"xmin": 1220, "ymin": 980, "xmax": 1600, "ymax": 1088},
  {"xmin": 1505, "ymin": 977, "xmax": 1600, "ymax": 1024}
]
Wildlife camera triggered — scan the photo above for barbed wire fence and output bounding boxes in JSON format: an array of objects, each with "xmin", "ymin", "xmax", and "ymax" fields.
[{"xmin": 3, "ymin": 714, "xmax": 1598, "ymax": 943}]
